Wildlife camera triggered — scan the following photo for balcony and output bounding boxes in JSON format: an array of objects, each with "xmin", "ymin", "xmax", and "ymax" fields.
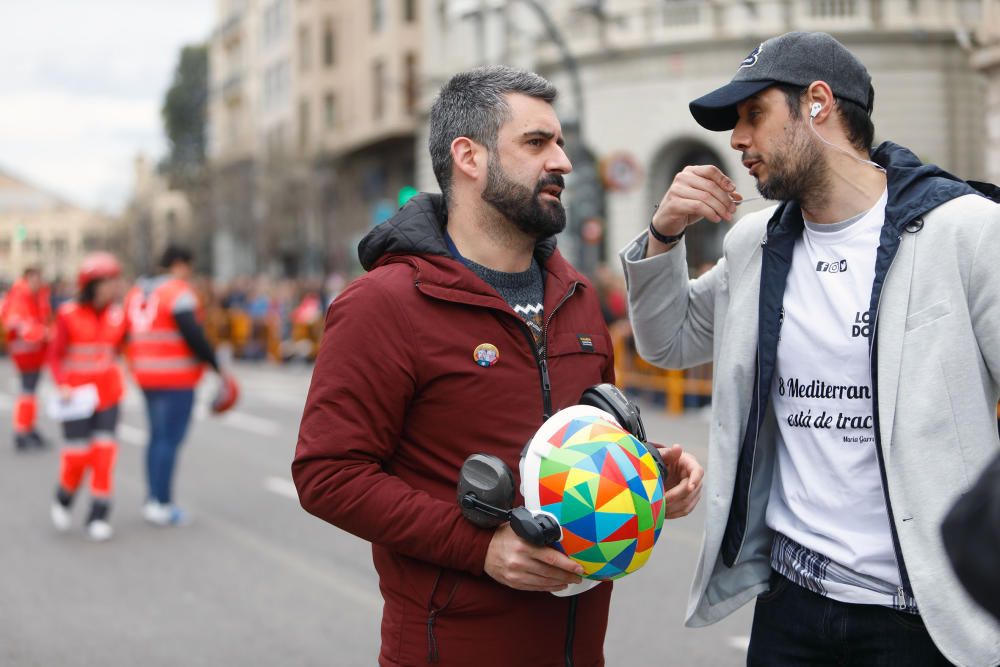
[{"xmin": 533, "ymin": 0, "xmax": 993, "ymax": 62}]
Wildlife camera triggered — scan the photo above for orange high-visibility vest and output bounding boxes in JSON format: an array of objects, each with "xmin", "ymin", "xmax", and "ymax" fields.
[
  {"xmin": 56, "ymin": 302, "xmax": 126, "ymax": 411},
  {"xmin": 125, "ymin": 279, "xmax": 205, "ymax": 389},
  {"xmin": 1, "ymin": 279, "xmax": 52, "ymax": 371}
]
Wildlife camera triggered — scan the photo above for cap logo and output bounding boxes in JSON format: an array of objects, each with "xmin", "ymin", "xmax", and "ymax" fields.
[{"xmin": 739, "ymin": 43, "xmax": 763, "ymax": 70}]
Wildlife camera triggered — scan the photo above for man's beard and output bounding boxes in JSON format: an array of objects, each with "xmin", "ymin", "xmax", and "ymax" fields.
[
  {"xmin": 753, "ymin": 122, "xmax": 829, "ymax": 209},
  {"xmin": 481, "ymin": 152, "xmax": 566, "ymax": 239}
]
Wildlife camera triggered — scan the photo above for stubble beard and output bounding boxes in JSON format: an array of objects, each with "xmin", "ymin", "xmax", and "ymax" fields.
[
  {"xmin": 755, "ymin": 122, "xmax": 830, "ymax": 211},
  {"xmin": 480, "ymin": 151, "xmax": 567, "ymax": 241}
]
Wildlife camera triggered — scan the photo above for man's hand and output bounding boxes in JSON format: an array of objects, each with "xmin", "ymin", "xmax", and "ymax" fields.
[
  {"xmin": 655, "ymin": 444, "xmax": 704, "ymax": 519},
  {"xmin": 649, "ymin": 165, "xmax": 741, "ymax": 255},
  {"xmin": 484, "ymin": 523, "xmax": 584, "ymax": 592}
]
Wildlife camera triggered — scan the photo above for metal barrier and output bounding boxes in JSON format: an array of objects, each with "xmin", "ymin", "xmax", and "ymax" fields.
[{"xmin": 609, "ymin": 320, "xmax": 712, "ymax": 414}]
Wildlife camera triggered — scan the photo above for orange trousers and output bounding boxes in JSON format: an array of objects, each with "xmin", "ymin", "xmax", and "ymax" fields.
[
  {"xmin": 13, "ymin": 395, "xmax": 37, "ymax": 434},
  {"xmin": 58, "ymin": 441, "xmax": 118, "ymax": 498}
]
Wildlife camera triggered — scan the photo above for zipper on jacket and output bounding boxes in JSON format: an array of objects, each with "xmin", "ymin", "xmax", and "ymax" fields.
[
  {"xmin": 518, "ymin": 281, "xmax": 579, "ymax": 421},
  {"xmin": 564, "ymin": 596, "xmax": 578, "ymax": 667},
  {"xmin": 868, "ymin": 233, "xmax": 915, "ymax": 608}
]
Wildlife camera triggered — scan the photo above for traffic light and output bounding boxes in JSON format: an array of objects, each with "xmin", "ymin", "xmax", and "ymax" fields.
[{"xmin": 397, "ymin": 185, "xmax": 419, "ymax": 208}]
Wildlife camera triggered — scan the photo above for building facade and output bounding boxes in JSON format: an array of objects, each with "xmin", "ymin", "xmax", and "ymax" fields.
[
  {"xmin": 0, "ymin": 169, "xmax": 122, "ymax": 284},
  {"xmin": 421, "ymin": 0, "xmax": 994, "ymax": 274},
  {"xmin": 207, "ymin": 0, "xmax": 425, "ymax": 280},
  {"xmin": 971, "ymin": 0, "xmax": 1000, "ymax": 184}
]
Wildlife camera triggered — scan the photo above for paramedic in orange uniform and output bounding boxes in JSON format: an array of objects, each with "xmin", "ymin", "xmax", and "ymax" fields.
[
  {"xmin": 1, "ymin": 265, "xmax": 52, "ymax": 450},
  {"xmin": 47, "ymin": 253, "xmax": 126, "ymax": 541}
]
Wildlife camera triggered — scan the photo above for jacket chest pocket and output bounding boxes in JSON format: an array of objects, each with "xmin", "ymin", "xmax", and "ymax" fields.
[{"xmin": 546, "ymin": 331, "xmax": 611, "ymax": 386}]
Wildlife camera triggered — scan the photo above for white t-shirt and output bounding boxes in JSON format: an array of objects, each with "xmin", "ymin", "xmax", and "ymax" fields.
[{"xmin": 765, "ymin": 189, "xmax": 906, "ymax": 606}]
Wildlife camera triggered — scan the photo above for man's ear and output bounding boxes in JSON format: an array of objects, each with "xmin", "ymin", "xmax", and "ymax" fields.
[
  {"xmin": 805, "ymin": 81, "xmax": 835, "ymax": 123},
  {"xmin": 451, "ymin": 137, "xmax": 484, "ymax": 181}
]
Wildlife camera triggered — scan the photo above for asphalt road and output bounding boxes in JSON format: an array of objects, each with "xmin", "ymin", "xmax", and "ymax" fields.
[{"xmin": 0, "ymin": 361, "xmax": 752, "ymax": 666}]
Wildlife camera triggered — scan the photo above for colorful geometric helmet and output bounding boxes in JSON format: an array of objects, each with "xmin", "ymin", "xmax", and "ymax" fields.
[
  {"xmin": 77, "ymin": 252, "xmax": 122, "ymax": 291},
  {"xmin": 520, "ymin": 404, "xmax": 667, "ymax": 597}
]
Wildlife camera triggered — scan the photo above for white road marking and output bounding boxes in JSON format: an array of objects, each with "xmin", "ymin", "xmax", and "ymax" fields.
[
  {"xmin": 202, "ymin": 512, "xmax": 381, "ymax": 610},
  {"xmin": 220, "ymin": 411, "xmax": 281, "ymax": 437},
  {"xmin": 264, "ymin": 476, "xmax": 299, "ymax": 500},
  {"xmin": 728, "ymin": 635, "xmax": 751, "ymax": 652},
  {"xmin": 117, "ymin": 423, "xmax": 148, "ymax": 447}
]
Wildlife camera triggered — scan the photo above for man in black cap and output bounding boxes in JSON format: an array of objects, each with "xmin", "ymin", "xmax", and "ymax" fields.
[{"xmin": 620, "ymin": 31, "xmax": 1000, "ymax": 666}]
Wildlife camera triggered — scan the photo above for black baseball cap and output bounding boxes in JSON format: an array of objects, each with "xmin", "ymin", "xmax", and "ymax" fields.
[{"xmin": 689, "ymin": 31, "xmax": 874, "ymax": 131}]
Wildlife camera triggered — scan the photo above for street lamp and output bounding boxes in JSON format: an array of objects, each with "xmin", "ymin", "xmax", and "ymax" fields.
[
  {"xmin": 455, "ymin": 0, "xmax": 607, "ymax": 274},
  {"xmin": 516, "ymin": 0, "xmax": 605, "ymax": 275}
]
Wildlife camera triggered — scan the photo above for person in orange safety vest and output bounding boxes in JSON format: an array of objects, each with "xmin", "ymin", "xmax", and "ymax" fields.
[
  {"xmin": 125, "ymin": 245, "xmax": 237, "ymax": 527},
  {"xmin": 1, "ymin": 265, "xmax": 53, "ymax": 451},
  {"xmin": 47, "ymin": 252, "xmax": 127, "ymax": 542}
]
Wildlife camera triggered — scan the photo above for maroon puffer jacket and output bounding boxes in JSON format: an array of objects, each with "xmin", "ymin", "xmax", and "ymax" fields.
[{"xmin": 293, "ymin": 194, "xmax": 616, "ymax": 666}]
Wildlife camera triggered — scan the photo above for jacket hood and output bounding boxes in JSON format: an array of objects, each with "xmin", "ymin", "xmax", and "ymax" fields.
[
  {"xmin": 357, "ymin": 193, "xmax": 557, "ymax": 272},
  {"xmin": 872, "ymin": 141, "xmax": 980, "ymax": 227}
]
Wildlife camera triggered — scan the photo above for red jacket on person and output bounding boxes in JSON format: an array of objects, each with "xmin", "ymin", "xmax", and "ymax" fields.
[
  {"xmin": 293, "ymin": 194, "xmax": 616, "ymax": 667},
  {"xmin": 48, "ymin": 302, "xmax": 127, "ymax": 412},
  {"xmin": 1, "ymin": 278, "xmax": 52, "ymax": 372}
]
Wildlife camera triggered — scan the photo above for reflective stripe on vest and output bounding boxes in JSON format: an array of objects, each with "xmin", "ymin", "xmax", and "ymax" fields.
[
  {"xmin": 7, "ymin": 340, "xmax": 44, "ymax": 355},
  {"xmin": 64, "ymin": 342, "xmax": 115, "ymax": 373}
]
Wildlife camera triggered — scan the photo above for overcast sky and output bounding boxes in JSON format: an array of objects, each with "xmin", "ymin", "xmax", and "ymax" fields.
[{"xmin": 0, "ymin": 1, "xmax": 215, "ymax": 213}]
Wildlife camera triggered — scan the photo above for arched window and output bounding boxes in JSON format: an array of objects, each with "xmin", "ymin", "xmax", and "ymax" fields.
[{"xmin": 648, "ymin": 139, "xmax": 730, "ymax": 277}]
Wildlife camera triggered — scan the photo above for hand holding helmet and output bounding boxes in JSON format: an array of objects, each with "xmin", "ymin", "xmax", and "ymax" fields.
[{"xmin": 459, "ymin": 384, "xmax": 669, "ymax": 596}]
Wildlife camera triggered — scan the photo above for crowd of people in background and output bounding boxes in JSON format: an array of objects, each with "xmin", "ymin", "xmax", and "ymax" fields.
[
  {"xmin": 0, "ymin": 270, "xmax": 354, "ymax": 366},
  {"xmin": 0, "ymin": 264, "xmax": 632, "ymax": 368}
]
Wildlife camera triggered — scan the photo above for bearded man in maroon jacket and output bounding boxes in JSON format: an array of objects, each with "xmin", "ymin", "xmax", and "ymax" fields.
[{"xmin": 293, "ymin": 65, "xmax": 703, "ymax": 667}]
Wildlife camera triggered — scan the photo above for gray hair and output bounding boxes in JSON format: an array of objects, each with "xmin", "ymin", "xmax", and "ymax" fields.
[{"xmin": 429, "ymin": 65, "xmax": 557, "ymax": 207}]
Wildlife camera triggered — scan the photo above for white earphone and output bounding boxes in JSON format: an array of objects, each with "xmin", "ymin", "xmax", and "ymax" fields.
[{"xmin": 806, "ymin": 100, "xmax": 886, "ymax": 173}]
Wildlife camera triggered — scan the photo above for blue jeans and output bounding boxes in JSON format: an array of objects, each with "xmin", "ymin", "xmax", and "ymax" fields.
[
  {"xmin": 747, "ymin": 570, "xmax": 952, "ymax": 666},
  {"xmin": 144, "ymin": 389, "xmax": 195, "ymax": 504}
]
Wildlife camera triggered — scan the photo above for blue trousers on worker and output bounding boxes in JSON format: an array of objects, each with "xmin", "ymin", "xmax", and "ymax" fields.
[{"xmin": 144, "ymin": 388, "xmax": 195, "ymax": 504}]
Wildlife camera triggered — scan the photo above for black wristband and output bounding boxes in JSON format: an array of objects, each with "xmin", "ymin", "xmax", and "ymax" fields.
[{"xmin": 648, "ymin": 220, "xmax": 685, "ymax": 245}]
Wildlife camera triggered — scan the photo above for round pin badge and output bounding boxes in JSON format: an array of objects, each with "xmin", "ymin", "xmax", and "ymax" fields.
[{"xmin": 473, "ymin": 343, "xmax": 500, "ymax": 368}]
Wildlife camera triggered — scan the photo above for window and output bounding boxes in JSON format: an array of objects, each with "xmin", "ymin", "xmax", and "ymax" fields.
[
  {"xmin": 371, "ymin": 0, "xmax": 385, "ymax": 32},
  {"xmin": 373, "ymin": 60, "xmax": 386, "ymax": 120},
  {"xmin": 51, "ymin": 237, "xmax": 68, "ymax": 255},
  {"xmin": 299, "ymin": 98, "xmax": 311, "ymax": 149},
  {"xmin": 82, "ymin": 235, "xmax": 102, "ymax": 252},
  {"xmin": 403, "ymin": 0, "xmax": 417, "ymax": 23},
  {"xmin": 403, "ymin": 52, "xmax": 418, "ymax": 115},
  {"xmin": 324, "ymin": 92, "xmax": 337, "ymax": 129},
  {"xmin": 165, "ymin": 210, "xmax": 178, "ymax": 238},
  {"xmin": 322, "ymin": 19, "xmax": 335, "ymax": 67},
  {"xmin": 299, "ymin": 25, "xmax": 311, "ymax": 71},
  {"xmin": 24, "ymin": 236, "xmax": 42, "ymax": 253},
  {"xmin": 0, "ymin": 236, "xmax": 10, "ymax": 255}
]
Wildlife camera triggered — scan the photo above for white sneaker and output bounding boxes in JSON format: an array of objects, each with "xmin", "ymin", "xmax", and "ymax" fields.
[
  {"xmin": 87, "ymin": 520, "xmax": 113, "ymax": 541},
  {"xmin": 143, "ymin": 501, "xmax": 189, "ymax": 526},
  {"xmin": 50, "ymin": 502, "xmax": 71, "ymax": 532},
  {"xmin": 143, "ymin": 501, "xmax": 169, "ymax": 525}
]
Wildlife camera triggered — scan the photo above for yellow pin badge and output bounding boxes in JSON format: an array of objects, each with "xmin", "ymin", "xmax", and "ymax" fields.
[{"xmin": 473, "ymin": 343, "xmax": 500, "ymax": 368}]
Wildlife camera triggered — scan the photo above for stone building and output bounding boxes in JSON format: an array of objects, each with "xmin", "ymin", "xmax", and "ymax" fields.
[
  {"xmin": 0, "ymin": 168, "xmax": 121, "ymax": 284},
  {"xmin": 421, "ymin": 0, "xmax": 992, "ymax": 274}
]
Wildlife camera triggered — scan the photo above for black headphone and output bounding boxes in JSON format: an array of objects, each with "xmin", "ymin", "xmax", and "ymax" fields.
[{"xmin": 456, "ymin": 383, "xmax": 661, "ymax": 546}]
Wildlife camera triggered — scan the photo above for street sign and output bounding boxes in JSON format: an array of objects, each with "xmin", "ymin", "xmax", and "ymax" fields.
[{"xmin": 599, "ymin": 152, "xmax": 643, "ymax": 192}]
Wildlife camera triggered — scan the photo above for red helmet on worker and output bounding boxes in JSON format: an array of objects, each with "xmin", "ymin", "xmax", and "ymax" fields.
[{"xmin": 77, "ymin": 252, "xmax": 122, "ymax": 291}]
